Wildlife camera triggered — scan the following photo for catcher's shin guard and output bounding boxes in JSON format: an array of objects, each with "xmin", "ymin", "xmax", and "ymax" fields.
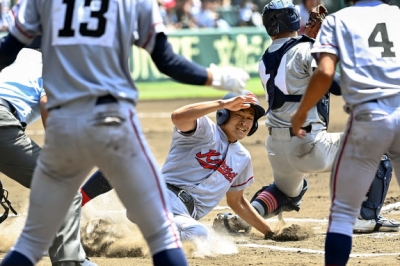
[
  {"xmin": 360, "ymin": 155, "xmax": 392, "ymax": 220},
  {"xmin": 0, "ymin": 180, "xmax": 18, "ymax": 224},
  {"xmin": 250, "ymin": 179, "xmax": 308, "ymax": 219}
]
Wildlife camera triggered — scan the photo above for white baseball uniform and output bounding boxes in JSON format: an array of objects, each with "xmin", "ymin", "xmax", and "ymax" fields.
[
  {"xmin": 311, "ymin": 0, "xmax": 400, "ymax": 237},
  {"xmin": 162, "ymin": 116, "xmax": 254, "ymax": 240},
  {"xmin": 6, "ymin": 0, "xmax": 183, "ymax": 264}
]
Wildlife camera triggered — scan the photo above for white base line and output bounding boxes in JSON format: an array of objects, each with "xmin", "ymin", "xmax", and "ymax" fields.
[{"xmin": 239, "ymin": 243, "xmax": 400, "ymax": 257}]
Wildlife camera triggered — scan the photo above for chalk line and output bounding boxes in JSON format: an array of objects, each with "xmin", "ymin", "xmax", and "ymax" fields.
[{"xmin": 239, "ymin": 243, "xmax": 400, "ymax": 257}]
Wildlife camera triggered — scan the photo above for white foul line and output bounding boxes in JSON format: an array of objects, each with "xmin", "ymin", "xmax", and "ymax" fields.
[{"xmin": 239, "ymin": 243, "xmax": 400, "ymax": 257}]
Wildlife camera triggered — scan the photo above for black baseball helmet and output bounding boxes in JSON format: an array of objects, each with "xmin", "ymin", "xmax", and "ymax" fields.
[
  {"xmin": 262, "ymin": 0, "xmax": 300, "ymax": 37},
  {"xmin": 216, "ymin": 91, "xmax": 265, "ymax": 136}
]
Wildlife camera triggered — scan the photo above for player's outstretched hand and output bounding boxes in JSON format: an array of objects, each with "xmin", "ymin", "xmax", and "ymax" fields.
[
  {"xmin": 290, "ymin": 110, "xmax": 307, "ymax": 138},
  {"xmin": 209, "ymin": 63, "xmax": 250, "ymax": 94},
  {"xmin": 223, "ymin": 94, "xmax": 257, "ymax": 111}
]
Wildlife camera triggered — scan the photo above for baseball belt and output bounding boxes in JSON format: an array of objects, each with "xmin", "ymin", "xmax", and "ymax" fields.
[
  {"xmin": 49, "ymin": 94, "xmax": 118, "ymax": 111},
  {"xmin": 166, "ymin": 183, "xmax": 195, "ymax": 216},
  {"xmin": 268, "ymin": 124, "xmax": 312, "ymax": 137}
]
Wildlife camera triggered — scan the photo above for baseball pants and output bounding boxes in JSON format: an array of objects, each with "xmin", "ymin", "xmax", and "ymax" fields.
[
  {"xmin": 266, "ymin": 123, "xmax": 342, "ymax": 197},
  {"xmin": 0, "ymin": 106, "xmax": 86, "ymax": 264},
  {"xmin": 329, "ymin": 95, "xmax": 400, "ymax": 237},
  {"xmin": 167, "ymin": 190, "xmax": 209, "ymax": 241},
  {"xmin": 10, "ymin": 97, "xmax": 182, "ymax": 264}
]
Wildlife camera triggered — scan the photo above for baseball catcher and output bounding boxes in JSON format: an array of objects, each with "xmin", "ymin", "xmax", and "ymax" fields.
[
  {"xmin": 226, "ymin": 0, "xmax": 398, "ymax": 236},
  {"xmin": 0, "ymin": 180, "xmax": 17, "ymax": 224}
]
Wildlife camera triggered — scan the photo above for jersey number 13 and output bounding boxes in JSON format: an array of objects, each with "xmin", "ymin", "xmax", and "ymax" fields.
[{"xmin": 52, "ymin": 0, "xmax": 116, "ymax": 47}]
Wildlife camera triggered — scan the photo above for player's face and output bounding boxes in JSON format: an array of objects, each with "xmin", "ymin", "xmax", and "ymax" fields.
[{"xmin": 221, "ymin": 108, "xmax": 255, "ymax": 142}]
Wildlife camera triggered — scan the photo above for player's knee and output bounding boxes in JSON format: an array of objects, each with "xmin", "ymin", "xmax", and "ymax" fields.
[{"xmin": 179, "ymin": 224, "xmax": 209, "ymax": 241}]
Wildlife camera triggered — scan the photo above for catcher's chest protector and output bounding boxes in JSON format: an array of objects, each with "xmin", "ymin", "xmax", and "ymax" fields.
[{"xmin": 261, "ymin": 35, "xmax": 331, "ymax": 127}]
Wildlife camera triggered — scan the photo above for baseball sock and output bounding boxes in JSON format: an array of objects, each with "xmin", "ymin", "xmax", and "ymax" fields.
[
  {"xmin": 251, "ymin": 190, "xmax": 279, "ymax": 216},
  {"xmin": 80, "ymin": 170, "xmax": 113, "ymax": 206},
  {"xmin": 153, "ymin": 248, "xmax": 188, "ymax": 266},
  {"xmin": 0, "ymin": 250, "xmax": 33, "ymax": 266},
  {"xmin": 325, "ymin": 232, "xmax": 352, "ymax": 266}
]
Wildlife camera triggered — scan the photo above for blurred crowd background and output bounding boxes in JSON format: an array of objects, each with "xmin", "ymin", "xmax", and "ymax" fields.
[
  {"xmin": 157, "ymin": 0, "xmax": 338, "ymax": 31},
  {"xmin": 156, "ymin": 0, "xmax": 400, "ymax": 32},
  {"xmin": 0, "ymin": 0, "xmax": 400, "ymax": 33}
]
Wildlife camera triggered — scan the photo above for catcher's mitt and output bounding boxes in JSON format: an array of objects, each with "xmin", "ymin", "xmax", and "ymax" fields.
[
  {"xmin": 212, "ymin": 212, "xmax": 252, "ymax": 235},
  {"xmin": 305, "ymin": 4, "xmax": 328, "ymax": 39}
]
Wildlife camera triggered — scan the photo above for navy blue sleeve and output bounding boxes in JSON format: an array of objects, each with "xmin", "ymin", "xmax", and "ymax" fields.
[
  {"xmin": 81, "ymin": 170, "xmax": 113, "ymax": 206},
  {"xmin": 0, "ymin": 34, "xmax": 25, "ymax": 71},
  {"xmin": 150, "ymin": 33, "xmax": 209, "ymax": 85},
  {"xmin": 329, "ymin": 73, "xmax": 341, "ymax": 96}
]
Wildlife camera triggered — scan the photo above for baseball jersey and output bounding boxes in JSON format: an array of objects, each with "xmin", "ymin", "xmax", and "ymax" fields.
[
  {"xmin": 311, "ymin": 0, "xmax": 400, "ymax": 107},
  {"xmin": 0, "ymin": 48, "xmax": 45, "ymax": 125},
  {"xmin": 162, "ymin": 116, "xmax": 254, "ymax": 220},
  {"xmin": 259, "ymin": 37, "xmax": 324, "ymax": 128},
  {"xmin": 9, "ymin": 0, "xmax": 166, "ymax": 109}
]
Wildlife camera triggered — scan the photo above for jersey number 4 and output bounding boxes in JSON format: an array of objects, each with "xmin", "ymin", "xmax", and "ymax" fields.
[
  {"xmin": 58, "ymin": 0, "xmax": 110, "ymax": 38},
  {"xmin": 368, "ymin": 23, "xmax": 396, "ymax": 58}
]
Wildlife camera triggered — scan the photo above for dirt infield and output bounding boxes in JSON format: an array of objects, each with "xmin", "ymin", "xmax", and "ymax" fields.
[{"xmin": 1, "ymin": 96, "xmax": 400, "ymax": 265}]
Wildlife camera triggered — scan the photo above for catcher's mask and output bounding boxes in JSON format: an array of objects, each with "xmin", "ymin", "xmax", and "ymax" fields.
[
  {"xmin": 0, "ymin": 180, "xmax": 18, "ymax": 224},
  {"xmin": 216, "ymin": 91, "xmax": 265, "ymax": 136},
  {"xmin": 262, "ymin": 0, "xmax": 300, "ymax": 37}
]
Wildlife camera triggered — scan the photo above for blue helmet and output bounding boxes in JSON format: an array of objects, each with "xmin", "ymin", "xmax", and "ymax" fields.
[
  {"xmin": 262, "ymin": 0, "xmax": 300, "ymax": 37},
  {"xmin": 216, "ymin": 91, "xmax": 265, "ymax": 136}
]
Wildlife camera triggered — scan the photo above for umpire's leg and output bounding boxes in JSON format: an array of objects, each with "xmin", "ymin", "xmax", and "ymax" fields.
[{"xmin": 0, "ymin": 122, "xmax": 86, "ymax": 265}]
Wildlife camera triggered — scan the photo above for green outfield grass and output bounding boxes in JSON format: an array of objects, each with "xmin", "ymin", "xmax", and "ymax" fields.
[{"xmin": 136, "ymin": 77, "xmax": 264, "ymax": 100}]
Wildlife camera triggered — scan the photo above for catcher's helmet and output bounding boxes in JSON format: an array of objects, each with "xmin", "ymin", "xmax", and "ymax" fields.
[
  {"xmin": 216, "ymin": 91, "xmax": 265, "ymax": 136},
  {"xmin": 262, "ymin": 0, "xmax": 300, "ymax": 37}
]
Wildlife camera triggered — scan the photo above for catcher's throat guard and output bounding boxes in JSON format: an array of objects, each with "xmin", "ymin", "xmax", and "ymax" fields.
[{"xmin": 0, "ymin": 180, "xmax": 18, "ymax": 224}]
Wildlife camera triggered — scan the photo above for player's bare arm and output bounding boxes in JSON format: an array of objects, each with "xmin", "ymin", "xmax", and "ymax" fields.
[
  {"xmin": 39, "ymin": 95, "xmax": 48, "ymax": 128},
  {"xmin": 171, "ymin": 95, "xmax": 257, "ymax": 132},
  {"xmin": 226, "ymin": 190, "xmax": 273, "ymax": 235},
  {"xmin": 291, "ymin": 52, "xmax": 338, "ymax": 137}
]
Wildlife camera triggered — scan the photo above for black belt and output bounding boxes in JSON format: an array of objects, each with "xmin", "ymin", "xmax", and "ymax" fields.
[
  {"xmin": 49, "ymin": 95, "xmax": 118, "ymax": 111},
  {"xmin": 95, "ymin": 95, "xmax": 118, "ymax": 105},
  {"xmin": 268, "ymin": 124, "xmax": 312, "ymax": 137},
  {"xmin": 166, "ymin": 183, "xmax": 194, "ymax": 215},
  {"xmin": 0, "ymin": 98, "xmax": 17, "ymax": 115}
]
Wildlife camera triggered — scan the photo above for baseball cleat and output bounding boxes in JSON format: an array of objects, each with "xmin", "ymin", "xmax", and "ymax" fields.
[{"xmin": 353, "ymin": 216, "xmax": 400, "ymax": 233}]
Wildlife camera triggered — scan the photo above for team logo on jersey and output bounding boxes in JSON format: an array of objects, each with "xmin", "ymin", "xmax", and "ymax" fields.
[{"xmin": 196, "ymin": 150, "xmax": 237, "ymax": 182}]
